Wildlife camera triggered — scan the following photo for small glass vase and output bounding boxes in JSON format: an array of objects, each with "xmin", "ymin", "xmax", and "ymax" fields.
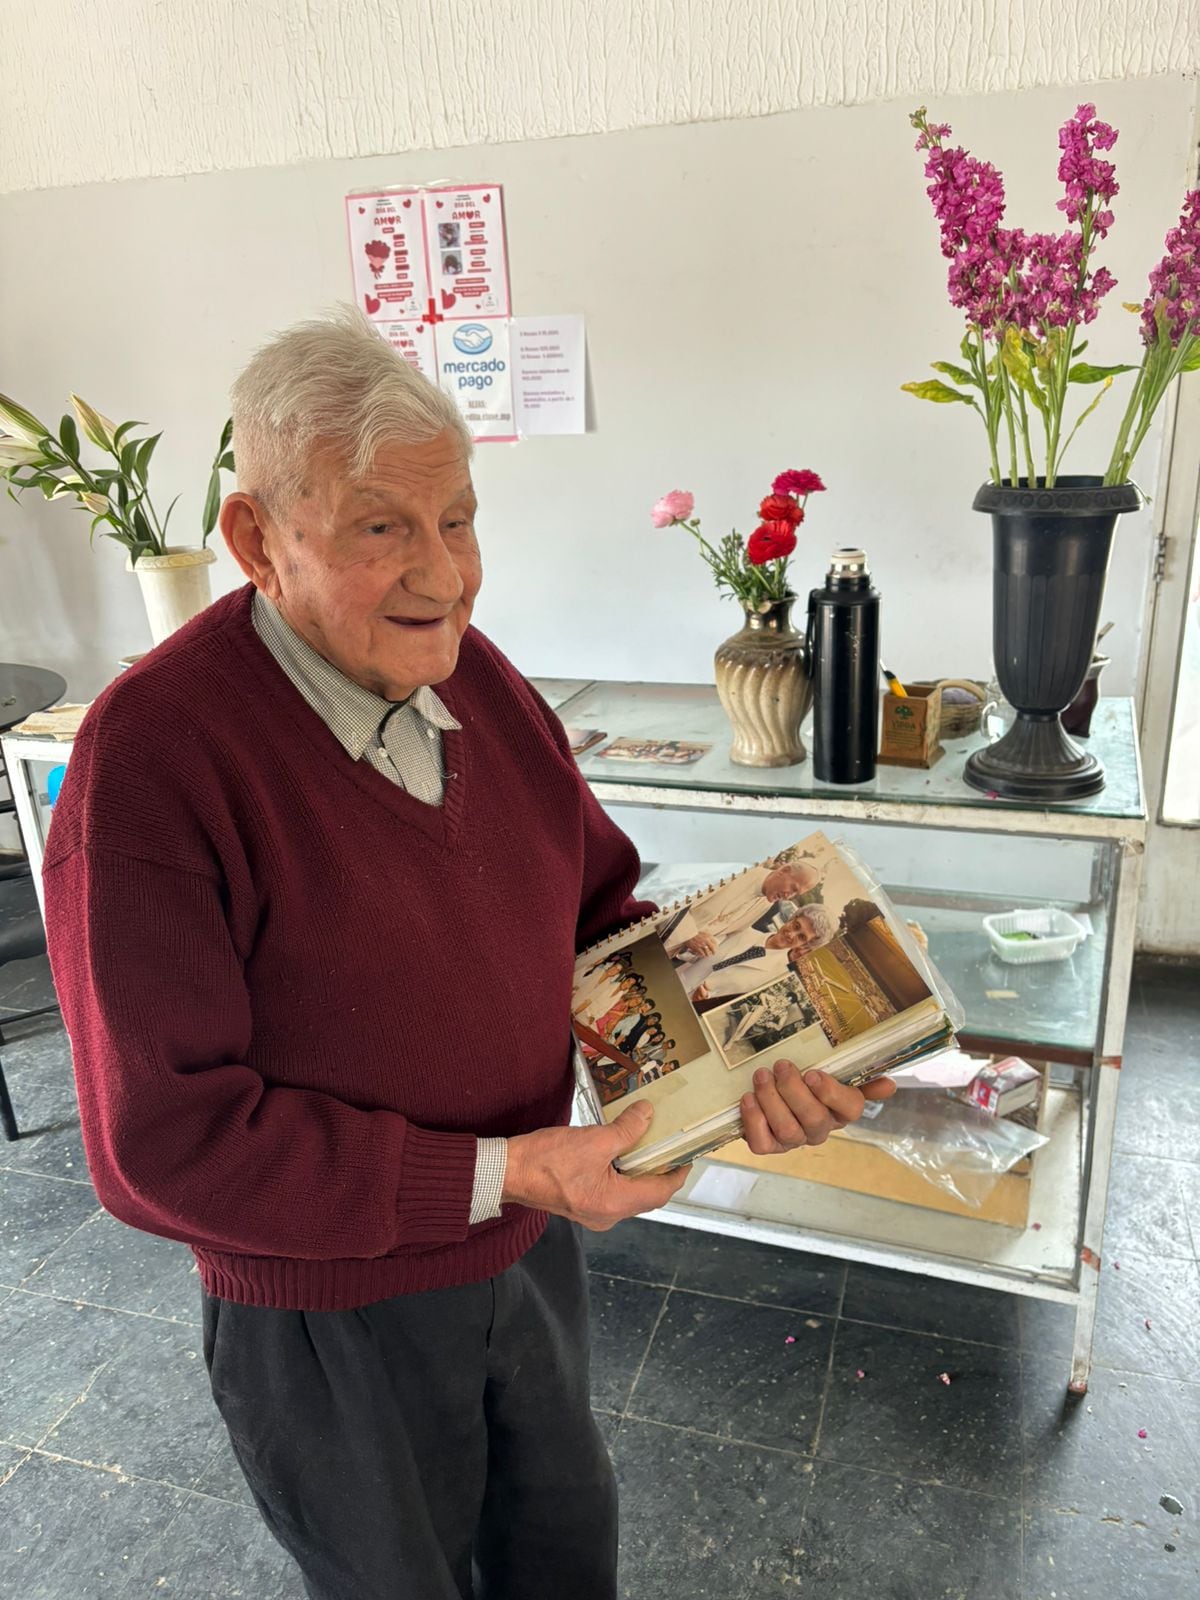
[{"xmin": 714, "ymin": 594, "xmax": 813, "ymax": 767}]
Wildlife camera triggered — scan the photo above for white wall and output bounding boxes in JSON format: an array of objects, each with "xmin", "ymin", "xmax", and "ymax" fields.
[
  {"xmin": 1, "ymin": 74, "xmax": 1193, "ymax": 702},
  {"xmin": 2, "ymin": 1, "xmax": 1197, "ymax": 194}
]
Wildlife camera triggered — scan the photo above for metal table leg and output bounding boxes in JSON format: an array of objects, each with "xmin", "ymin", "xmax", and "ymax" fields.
[{"xmin": 1070, "ymin": 836, "xmax": 1144, "ymax": 1393}]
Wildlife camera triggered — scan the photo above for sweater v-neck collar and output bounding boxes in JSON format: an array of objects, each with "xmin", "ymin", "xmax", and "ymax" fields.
[{"xmin": 222, "ymin": 586, "xmax": 469, "ymax": 850}]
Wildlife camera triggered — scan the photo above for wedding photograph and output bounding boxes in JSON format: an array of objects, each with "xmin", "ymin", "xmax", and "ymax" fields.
[{"xmin": 711, "ymin": 973, "xmax": 830, "ymax": 1069}]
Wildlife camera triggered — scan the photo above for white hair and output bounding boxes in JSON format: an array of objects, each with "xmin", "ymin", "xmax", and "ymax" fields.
[
  {"xmin": 790, "ymin": 904, "xmax": 836, "ymax": 948},
  {"xmin": 231, "ymin": 305, "xmax": 472, "ymax": 513}
]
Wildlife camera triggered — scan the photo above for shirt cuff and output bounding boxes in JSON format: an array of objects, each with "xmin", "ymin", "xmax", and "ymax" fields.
[{"xmin": 468, "ymin": 1137, "xmax": 508, "ymax": 1225}]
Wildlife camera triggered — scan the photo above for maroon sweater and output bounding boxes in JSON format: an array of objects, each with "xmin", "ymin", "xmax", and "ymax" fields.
[{"xmin": 44, "ymin": 585, "xmax": 646, "ymax": 1311}]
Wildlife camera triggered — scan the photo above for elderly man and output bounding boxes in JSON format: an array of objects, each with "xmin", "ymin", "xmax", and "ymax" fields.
[
  {"xmin": 44, "ymin": 309, "xmax": 893, "ymax": 1600},
  {"xmin": 665, "ymin": 857, "xmax": 821, "ymax": 961},
  {"xmin": 686, "ymin": 905, "xmax": 837, "ymax": 1005}
]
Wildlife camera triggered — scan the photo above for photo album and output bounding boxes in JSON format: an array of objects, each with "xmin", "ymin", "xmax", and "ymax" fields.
[{"xmin": 572, "ymin": 832, "xmax": 964, "ymax": 1174}]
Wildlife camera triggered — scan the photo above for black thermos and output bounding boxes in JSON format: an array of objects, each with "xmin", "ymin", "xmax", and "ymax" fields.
[{"xmin": 807, "ymin": 548, "xmax": 880, "ymax": 784}]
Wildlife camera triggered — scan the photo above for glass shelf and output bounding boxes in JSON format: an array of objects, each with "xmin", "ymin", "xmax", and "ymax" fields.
[
  {"xmin": 892, "ymin": 894, "xmax": 1107, "ymax": 1062},
  {"xmin": 548, "ymin": 680, "xmax": 1144, "ymax": 824}
]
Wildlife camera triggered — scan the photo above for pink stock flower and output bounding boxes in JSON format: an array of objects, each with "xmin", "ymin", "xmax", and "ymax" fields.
[
  {"xmin": 1141, "ymin": 189, "xmax": 1200, "ymax": 346},
  {"xmin": 913, "ymin": 107, "xmax": 1119, "ymax": 338},
  {"xmin": 772, "ymin": 468, "xmax": 826, "ymax": 496},
  {"xmin": 651, "ymin": 489, "xmax": 695, "ymax": 527},
  {"xmin": 1057, "ymin": 104, "xmax": 1119, "ymax": 234}
]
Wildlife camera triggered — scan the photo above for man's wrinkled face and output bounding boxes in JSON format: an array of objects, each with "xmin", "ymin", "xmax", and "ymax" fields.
[{"xmin": 232, "ymin": 430, "xmax": 480, "ymax": 702}]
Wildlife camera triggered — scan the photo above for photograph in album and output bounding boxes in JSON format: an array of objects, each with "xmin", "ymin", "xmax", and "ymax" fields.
[{"xmin": 572, "ymin": 832, "xmax": 963, "ymax": 1174}]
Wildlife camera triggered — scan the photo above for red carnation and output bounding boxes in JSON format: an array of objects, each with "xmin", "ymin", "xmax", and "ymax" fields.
[
  {"xmin": 747, "ymin": 520, "xmax": 798, "ymax": 565},
  {"xmin": 772, "ymin": 468, "xmax": 826, "ymax": 496},
  {"xmin": 758, "ymin": 493, "xmax": 804, "ymax": 525}
]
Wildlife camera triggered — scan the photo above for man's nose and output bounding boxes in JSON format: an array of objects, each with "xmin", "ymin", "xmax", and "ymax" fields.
[{"xmin": 403, "ymin": 523, "xmax": 464, "ymax": 603}]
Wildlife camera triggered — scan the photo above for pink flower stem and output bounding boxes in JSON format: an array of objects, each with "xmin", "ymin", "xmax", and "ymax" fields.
[
  {"xmin": 970, "ymin": 327, "xmax": 1004, "ymax": 484},
  {"xmin": 1045, "ymin": 205, "xmax": 1096, "ymax": 485},
  {"xmin": 1106, "ymin": 329, "xmax": 1197, "ymax": 484}
]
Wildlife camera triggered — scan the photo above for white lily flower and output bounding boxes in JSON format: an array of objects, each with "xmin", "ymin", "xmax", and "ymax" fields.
[
  {"xmin": 0, "ymin": 394, "xmax": 49, "ymax": 446},
  {"xmin": 0, "ymin": 437, "xmax": 45, "ymax": 468},
  {"xmin": 81, "ymin": 491, "xmax": 110, "ymax": 514},
  {"xmin": 70, "ymin": 394, "xmax": 118, "ymax": 451}
]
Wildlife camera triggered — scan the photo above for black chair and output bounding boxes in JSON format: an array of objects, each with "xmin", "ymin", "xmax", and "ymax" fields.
[{"xmin": 0, "ymin": 873, "xmax": 56, "ymax": 1141}]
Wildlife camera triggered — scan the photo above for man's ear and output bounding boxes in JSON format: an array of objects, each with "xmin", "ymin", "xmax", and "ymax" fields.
[{"xmin": 221, "ymin": 492, "xmax": 282, "ymax": 599}]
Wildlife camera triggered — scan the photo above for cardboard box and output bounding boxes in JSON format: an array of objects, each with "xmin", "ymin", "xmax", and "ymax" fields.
[{"xmin": 878, "ymin": 684, "xmax": 944, "ymax": 768}]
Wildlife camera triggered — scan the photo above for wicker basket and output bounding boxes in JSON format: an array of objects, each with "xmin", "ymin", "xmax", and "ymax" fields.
[{"xmin": 910, "ymin": 678, "xmax": 987, "ymax": 738}]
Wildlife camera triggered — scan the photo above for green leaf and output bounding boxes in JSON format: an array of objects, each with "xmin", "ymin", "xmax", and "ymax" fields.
[
  {"xmin": 1001, "ymin": 326, "xmax": 1047, "ymax": 414},
  {"xmin": 112, "ymin": 420, "xmax": 143, "ymax": 448},
  {"xmin": 58, "ymin": 413, "xmax": 80, "ymax": 459},
  {"xmin": 219, "ymin": 416, "xmax": 233, "ymax": 452},
  {"xmin": 202, "ymin": 467, "xmax": 223, "ymax": 538},
  {"xmin": 161, "ymin": 493, "xmax": 181, "ymax": 537},
  {"xmin": 218, "ymin": 450, "xmax": 235, "ymax": 471},
  {"xmin": 1074, "ymin": 341, "xmax": 1089, "ymax": 357},
  {"xmin": 900, "ymin": 379, "xmax": 975, "ymax": 405},
  {"xmin": 1179, "ymin": 339, "xmax": 1200, "ymax": 373},
  {"xmin": 131, "ymin": 505, "xmax": 157, "ymax": 553},
  {"xmin": 114, "ymin": 477, "xmax": 129, "ymax": 510},
  {"xmin": 133, "ymin": 431, "xmax": 161, "ymax": 482},
  {"xmin": 931, "ymin": 361, "xmax": 976, "ymax": 387},
  {"xmin": 119, "ymin": 438, "xmax": 141, "ymax": 477},
  {"xmin": 1068, "ymin": 362, "xmax": 1137, "ymax": 384}
]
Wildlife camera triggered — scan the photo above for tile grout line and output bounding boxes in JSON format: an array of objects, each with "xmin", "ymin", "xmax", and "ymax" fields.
[
  {"xmin": 0, "ymin": 1163, "xmax": 93, "ymax": 1188},
  {"xmin": 808, "ymin": 1265, "xmax": 849, "ymax": 1461},
  {"xmin": 621, "ymin": 1280, "xmax": 675, "ymax": 1420},
  {"xmin": 10, "ymin": 1282, "xmax": 202, "ymax": 1329}
]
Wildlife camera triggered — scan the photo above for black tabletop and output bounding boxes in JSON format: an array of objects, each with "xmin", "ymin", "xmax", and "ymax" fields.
[{"xmin": 0, "ymin": 663, "xmax": 67, "ymax": 735}]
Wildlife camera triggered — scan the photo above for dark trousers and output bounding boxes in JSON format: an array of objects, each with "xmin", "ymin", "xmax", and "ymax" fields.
[{"xmin": 202, "ymin": 1217, "xmax": 617, "ymax": 1600}]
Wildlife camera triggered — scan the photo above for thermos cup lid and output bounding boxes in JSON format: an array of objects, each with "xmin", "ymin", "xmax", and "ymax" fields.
[{"xmin": 827, "ymin": 547, "xmax": 870, "ymax": 579}]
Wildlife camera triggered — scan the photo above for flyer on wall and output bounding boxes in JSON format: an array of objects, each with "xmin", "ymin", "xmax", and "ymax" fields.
[
  {"xmin": 346, "ymin": 190, "xmax": 429, "ymax": 321},
  {"xmin": 433, "ymin": 319, "xmax": 517, "ymax": 443},
  {"xmin": 423, "ymin": 185, "xmax": 512, "ymax": 319},
  {"xmin": 379, "ymin": 321, "xmax": 438, "ymax": 382}
]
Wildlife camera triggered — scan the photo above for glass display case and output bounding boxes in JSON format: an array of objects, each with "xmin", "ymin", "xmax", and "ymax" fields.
[{"xmin": 535, "ymin": 679, "xmax": 1146, "ymax": 1394}]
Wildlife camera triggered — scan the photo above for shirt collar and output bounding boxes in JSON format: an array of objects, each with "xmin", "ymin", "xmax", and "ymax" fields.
[{"xmin": 252, "ymin": 590, "xmax": 461, "ymax": 760}]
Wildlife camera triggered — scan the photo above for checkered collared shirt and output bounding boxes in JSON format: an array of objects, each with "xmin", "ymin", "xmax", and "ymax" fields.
[{"xmin": 252, "ymin": 589, "xmax": 507, "ymax": 1224}]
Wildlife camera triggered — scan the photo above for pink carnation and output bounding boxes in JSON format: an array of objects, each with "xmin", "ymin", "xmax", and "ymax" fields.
[
  {"xmin": 651, "ymin": 489, "xmax": 695, "ymax": 527},
  {"xmin": 772, "ymin": 469, "xmax": 826, "ymax": 497}
]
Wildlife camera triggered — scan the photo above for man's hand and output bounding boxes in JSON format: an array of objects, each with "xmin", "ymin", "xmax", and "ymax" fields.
[
  {"xmin": 669, "ymin": 933, "xmax": 717, "ymax": 960},
  {"xmin": 741, "ymin": 1061, "xmax": 897, "ymax": 1156},
  {"xmin": 502, "ymin": 1102, "xmax": 690, "ymax": 1230},
  {"xmin": 689, "ymin": 983, "xmax": 711, "ymax": 1003}
]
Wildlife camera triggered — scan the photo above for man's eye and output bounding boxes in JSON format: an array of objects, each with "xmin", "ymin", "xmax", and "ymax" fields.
[{"xmin": 367, "ymin": 523, "xmax": 391, "ymax": 536}]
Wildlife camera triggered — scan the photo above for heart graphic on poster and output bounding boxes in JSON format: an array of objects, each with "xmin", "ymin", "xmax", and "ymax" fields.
[
  {"xmin": 483, "ymin": 193, "xmax": 491, "ymax": 203},
  {"xmin": 403, "ymin": 197, "xmax": 413, "ymax": 208},
  {"xmin": 364, "ymin": 294, "xmax": 381, "ymax": 314},
  {"xmin": 435, "ymin": 200, "xmax": 444, "ymax": 209},
  {"xmin": 357, "ymin": 206, "xmax": 365, "ymax": 215},
  {"xmin": 441, "ymin": 289, "xmax": 457, "ymax": 310}
]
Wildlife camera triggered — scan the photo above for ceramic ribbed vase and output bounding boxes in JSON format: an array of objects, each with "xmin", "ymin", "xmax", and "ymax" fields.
[{"xmin": 714, "ymin": 595, "xmax": 812, "ymax": 767}]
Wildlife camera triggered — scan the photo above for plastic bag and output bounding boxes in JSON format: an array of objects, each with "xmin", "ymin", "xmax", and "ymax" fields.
[{"xmin": 841, "ymin": 1090, "xmax": 1047, "ymax": 1208}]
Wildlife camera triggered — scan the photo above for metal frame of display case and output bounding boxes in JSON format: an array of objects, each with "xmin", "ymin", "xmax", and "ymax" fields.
[
  {"xmin": 537, "ymin": 679, "xmax": 1147, "ymax": 1395},
  {"xmin": 4, "ymin": 684, "xmax": 1147, "ymax": 1392}
]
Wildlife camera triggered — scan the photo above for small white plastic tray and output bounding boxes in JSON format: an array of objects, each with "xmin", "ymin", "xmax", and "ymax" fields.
[{"xmin": 982, "ymin": 907, "xmax": 1089, "ymax": 965}]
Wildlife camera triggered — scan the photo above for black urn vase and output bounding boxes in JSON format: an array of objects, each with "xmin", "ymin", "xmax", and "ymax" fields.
[{"xmin": 963, "ymin": 477, "xmax": 1142, "ymax": 802}]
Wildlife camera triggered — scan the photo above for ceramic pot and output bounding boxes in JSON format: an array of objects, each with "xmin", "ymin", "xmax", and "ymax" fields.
[
  {"xmin": 714, "ymin": 595, "xmax": 812, "ymax": 767},
  {"xmin": 126, "ymin": 547, "xmax": 217, "ymax": 646},
  {"xmin": 963, "ymin": 478, "xmax": 1140, "ymax": 801}
]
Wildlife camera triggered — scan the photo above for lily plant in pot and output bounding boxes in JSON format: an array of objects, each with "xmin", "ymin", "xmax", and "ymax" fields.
[
  {"xmin": 905, "ymin": 103, "xmax": 1200, "ymax": 800},
  {"xmin": 0, "ymin": 391, "xmax": 234, "ymax": 647},
  {"xmin": 652, "ymin": 470, "xmax": 826, "ymax": 767}
]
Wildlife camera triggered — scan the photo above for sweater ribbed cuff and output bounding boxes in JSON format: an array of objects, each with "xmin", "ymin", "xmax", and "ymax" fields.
[{"xmin": 394, "ymin": 1124, "xmax": 479, "ymax": 1248}]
